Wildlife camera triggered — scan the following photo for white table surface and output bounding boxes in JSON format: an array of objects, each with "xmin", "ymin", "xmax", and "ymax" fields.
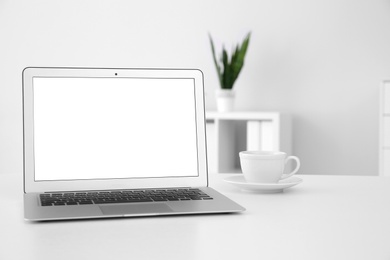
[{"xmin": 1, "ymin": 173, "xmax": 390, "ymax": 260}]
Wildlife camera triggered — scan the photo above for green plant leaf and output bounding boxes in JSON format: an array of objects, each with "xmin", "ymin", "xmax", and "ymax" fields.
[
  {"xmin": 221, "ymin": 48, "xmax": 234, "ymax": 89},
  {"xmin": 208, "ymin": 34, "xmax": 223, "ymax": 88},
  {"xmin": 232, "ymin": 33, "xmax": 251, "ymax": 84}
]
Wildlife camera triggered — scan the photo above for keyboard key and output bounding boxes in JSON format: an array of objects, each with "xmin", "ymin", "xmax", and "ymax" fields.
[
  {"xmin": 153, "ymin": 198, "xmax": 168, "ymax": 201},
  {"xmin": 79, "ymin": 201, "xmax": 93, "ymax": 205}
]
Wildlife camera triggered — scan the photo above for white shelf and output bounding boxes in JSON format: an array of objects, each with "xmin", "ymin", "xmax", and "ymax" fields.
[
  {"xmin": 206, "ymin": 111, "xmax": 282, "ymax": 120},
  {"xmin": 380, "ymin": 81, "xmax": 390, "ymax": 176},
  {"xmin": 206, "ymin": 111, "xmax": 292, "ymax": 173}
]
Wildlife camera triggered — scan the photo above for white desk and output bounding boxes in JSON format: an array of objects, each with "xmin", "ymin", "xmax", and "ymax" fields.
[{"xmin": 1, "ymin": 173, "xmax": 390, "ymax": 260}]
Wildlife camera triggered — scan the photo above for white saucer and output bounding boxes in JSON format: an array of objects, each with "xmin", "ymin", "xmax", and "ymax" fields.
[{"xmin": 224, "ymin": 175, "xmax": 303, "ymax": 193}]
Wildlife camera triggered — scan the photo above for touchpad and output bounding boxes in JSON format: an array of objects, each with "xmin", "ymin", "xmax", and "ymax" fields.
[{"xmin": 99, "ymin": 203, "xmax": 174, "ymax": 216}]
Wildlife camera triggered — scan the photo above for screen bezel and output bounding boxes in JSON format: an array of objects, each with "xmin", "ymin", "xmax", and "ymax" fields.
[{"xmin": 22, "ymin": 67, "xmax": 208, "ymax": 193}]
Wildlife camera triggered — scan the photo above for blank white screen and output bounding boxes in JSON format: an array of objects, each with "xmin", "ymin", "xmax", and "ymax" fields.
[{"xmin": 33, "ymin": 77, "xmax": 199, "ymax": 181}]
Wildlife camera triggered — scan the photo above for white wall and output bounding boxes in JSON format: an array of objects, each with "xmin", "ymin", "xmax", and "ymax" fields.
[{"xmin": 2, "ymin": 0, "xmax": 390, "ymax": 175}]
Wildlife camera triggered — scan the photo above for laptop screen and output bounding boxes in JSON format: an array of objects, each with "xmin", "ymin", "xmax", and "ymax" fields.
[{"xmin": 32, "ymin": 77, "xmax": 199, "ymax": 181}]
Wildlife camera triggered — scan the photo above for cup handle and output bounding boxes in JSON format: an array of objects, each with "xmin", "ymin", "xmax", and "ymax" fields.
[{"xmin": 280, "ymin": 156, "xmax": 300, "ymax": 180}]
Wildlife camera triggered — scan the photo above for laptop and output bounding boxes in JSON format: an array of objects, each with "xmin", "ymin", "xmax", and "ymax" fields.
[{"xmin": 22, "ymin": 67, "xmax": 245, "ymax": 221}]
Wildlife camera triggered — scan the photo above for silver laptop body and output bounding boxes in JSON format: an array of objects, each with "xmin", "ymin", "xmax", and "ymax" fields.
[{"xmin": 22, "ymin": 67, "xmax": 244, "ymax": 221}]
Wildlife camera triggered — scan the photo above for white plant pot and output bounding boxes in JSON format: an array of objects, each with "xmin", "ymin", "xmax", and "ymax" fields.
[{"xmin": 216, "ymin": 89, "xmax": 235, "ymax": 112}]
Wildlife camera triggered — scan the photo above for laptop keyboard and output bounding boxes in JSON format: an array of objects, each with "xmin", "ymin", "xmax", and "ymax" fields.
[{"xmin": 39, "ymin": 188, "xmax": 213, "ymax": 206}]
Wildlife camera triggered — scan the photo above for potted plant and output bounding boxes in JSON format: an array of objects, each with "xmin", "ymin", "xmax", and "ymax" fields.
[{"xmin": 209, "ymin": 32, "xmax": 251, "ymax": 112}]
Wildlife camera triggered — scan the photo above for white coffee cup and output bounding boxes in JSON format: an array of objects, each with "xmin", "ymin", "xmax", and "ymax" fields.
[{"xmin": 239, "ymin": 151, "xmax": 300, "ymax": 183}]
